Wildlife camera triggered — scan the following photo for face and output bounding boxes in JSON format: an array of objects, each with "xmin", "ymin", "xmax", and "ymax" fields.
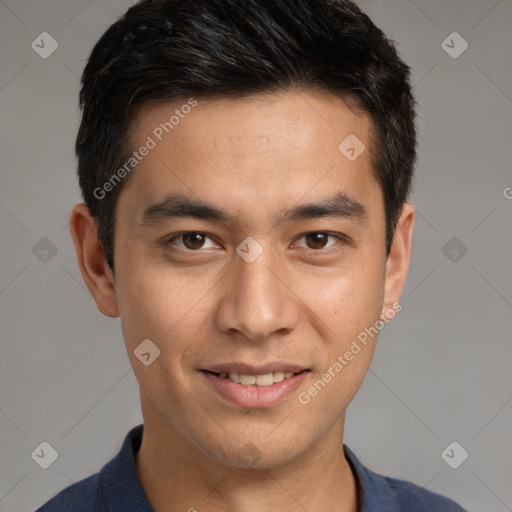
[{"xmin": 73, "ymin": 90, "xmax": 413, "ymax": 469}]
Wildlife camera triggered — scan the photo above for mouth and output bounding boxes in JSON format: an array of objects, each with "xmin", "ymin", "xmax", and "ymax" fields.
[
  {"xmin": 202, "ymin": 369, "xmax": 310, "ymax": 387},
  {"xmin": 201, "ymin": 367, "xmax": 311, "ymax": 408}
]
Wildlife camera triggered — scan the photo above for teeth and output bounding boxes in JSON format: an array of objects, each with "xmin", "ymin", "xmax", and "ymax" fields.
[
  {"xmin": 255, "ymin": 373, "xmax": 274, "ymax": 386},
  {"xmin": 228, "ymin": 372, "xmax": 240, "ymax": 384},
  {"xmin": 220, "ymin": 371, "xmax": 298, "ymax": 386},
  {"xmin": 273, "ymin": 372, "xmax": 285, "ymax": 383},
  {"xmin": 240, "ymin": 374, "xmax": 256, "ymax": 385}
]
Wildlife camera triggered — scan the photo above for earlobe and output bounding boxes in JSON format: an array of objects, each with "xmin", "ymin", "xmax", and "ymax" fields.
[
  {"xmin": 69, "ymin": 203, "xmax": 119, "ymax": 318},
  {"xmin": 381, "ymin": 202, "xmax": 415, "ymax": 318}
]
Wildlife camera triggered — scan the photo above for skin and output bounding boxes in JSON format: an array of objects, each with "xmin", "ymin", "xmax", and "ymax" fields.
[{"xmin": 70, "ymin": 90, "xmax": 414, "ymax": 512}]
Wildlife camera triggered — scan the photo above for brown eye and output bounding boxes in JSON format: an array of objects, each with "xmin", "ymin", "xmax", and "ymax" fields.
[
  {"xmin": 167, "ymin": 232, "xmax": 217, "ymax": 251},
  {"xmin": 294, "ymin": 231, "xmax": 344, "ymax": 251},
  {"xmin": 305, "ymin": 232, "xmax": 329, "ymax": 249},
  {"xmin": 182, "ymin": 232, "xmax": 206, "ymax": 250}
]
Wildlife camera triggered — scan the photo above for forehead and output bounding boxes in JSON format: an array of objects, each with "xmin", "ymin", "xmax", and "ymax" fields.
[
  {"xmin": 119, "ymin": 90, "xmax": 381, "ymax": 226},
  {"xmin": 131, "ymin": 90, "xmax": 372, "ymax": 159}
]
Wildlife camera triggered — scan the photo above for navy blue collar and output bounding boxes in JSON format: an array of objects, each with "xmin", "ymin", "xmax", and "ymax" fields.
[
  {"xmin": 94, "ymin": 424, "xmax": 152, "ymax": 511},
  {"xmin": 90, "ymin": 424, "xmax": 463, "ymax": 512}
]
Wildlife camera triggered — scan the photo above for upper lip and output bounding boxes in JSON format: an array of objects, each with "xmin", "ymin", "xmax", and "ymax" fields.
[{"xmin": 203, "ymin": 362, "xmax": 309, "ymax": 375}]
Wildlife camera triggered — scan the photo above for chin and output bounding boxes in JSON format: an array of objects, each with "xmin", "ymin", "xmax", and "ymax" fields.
[{"xmin": 201, "ymin": 433, "xmax": 307, "ymax": 471}]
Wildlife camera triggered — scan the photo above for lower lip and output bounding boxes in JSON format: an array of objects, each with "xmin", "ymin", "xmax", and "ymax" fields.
[{"xmin": 201, "ymin": 370, "xmax": 310, "ymax": 408}]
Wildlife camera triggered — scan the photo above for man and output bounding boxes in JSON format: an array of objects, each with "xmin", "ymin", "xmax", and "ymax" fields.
[{"xmin": 37, "ymin": 0, "xmax": 466, "ymax": 510}]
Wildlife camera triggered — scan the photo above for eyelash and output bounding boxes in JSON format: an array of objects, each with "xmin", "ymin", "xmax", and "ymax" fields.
[{"xmin": 164, "ymin": 231, "xmax": 349, "ymax": 254}]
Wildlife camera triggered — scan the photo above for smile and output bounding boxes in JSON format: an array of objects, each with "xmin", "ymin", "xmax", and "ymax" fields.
[
  {"xmin": 201, "ymin": 368, "xmax": 311, "ymax": 408},
  {"xmin": 204, "ymin": 370, "xmax": 307, "ymax": 387}
]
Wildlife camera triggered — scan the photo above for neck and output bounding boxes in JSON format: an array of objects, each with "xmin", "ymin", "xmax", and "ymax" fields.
[{"xmin": 135, "ymin": 411, "xmax": 358, "ymax": 512}]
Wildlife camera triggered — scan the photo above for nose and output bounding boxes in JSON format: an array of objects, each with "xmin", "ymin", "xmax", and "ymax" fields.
[{"xmin": 215, "ymin": 242, "xmax": 299, "ymax": 343}]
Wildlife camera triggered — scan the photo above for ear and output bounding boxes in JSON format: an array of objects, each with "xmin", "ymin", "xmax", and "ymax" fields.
[
  {"xmin": 69, "ymin": 203, "xmax": 119, "ymax": 317},
  {"xmin": 381, "ymin": 202, "xmax": 415, "ymax": 318}
]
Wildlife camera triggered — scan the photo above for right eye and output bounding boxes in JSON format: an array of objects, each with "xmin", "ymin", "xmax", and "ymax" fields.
[{"xmin": 164, "ymin": 232, "xmax": 220, "ymax": 252}]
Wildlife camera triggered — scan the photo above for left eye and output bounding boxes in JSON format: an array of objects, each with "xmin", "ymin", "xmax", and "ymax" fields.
[{"xmin": 294, "ymin": 231, "xmax": 341, "ymax": 250}]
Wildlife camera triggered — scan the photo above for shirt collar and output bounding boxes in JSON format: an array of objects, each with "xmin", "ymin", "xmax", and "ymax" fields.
[
  {"xmin": 343, "ymin": 444, "xmax": 397, "ymax": 512},
  {"xmin": 95, "ymin": 424, "xmax": 153, "ymax": 511}
]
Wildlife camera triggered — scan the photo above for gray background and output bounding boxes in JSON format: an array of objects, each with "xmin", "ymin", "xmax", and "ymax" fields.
[{"xmin": 0, "ymin": 0, "xmax": 511, "ymax": 511}]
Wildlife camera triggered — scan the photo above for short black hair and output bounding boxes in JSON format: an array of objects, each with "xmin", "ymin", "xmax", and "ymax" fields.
[{"xmin": 76, "ymin": 0, "xmax": 417, "ymax": 271}]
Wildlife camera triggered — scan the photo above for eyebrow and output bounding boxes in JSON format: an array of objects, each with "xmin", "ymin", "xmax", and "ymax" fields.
[{"xmin": 139, "ymin": 191, "xmax": 367, "ymax": 228}]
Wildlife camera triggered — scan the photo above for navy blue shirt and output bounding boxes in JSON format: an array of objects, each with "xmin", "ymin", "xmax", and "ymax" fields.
[{"xmin": 36, "ymin": 424, "xmax": 466, "ymax": 511}]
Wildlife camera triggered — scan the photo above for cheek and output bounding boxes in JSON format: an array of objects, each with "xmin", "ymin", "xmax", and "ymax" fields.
[
  {"xmin": 300, "ymin": 259, "xmax": 385, "ymax": 389},
  {"xmin": 115, "ymin": 263, "xmax": 218, "ymax": 350},
  {"xmin": 302, "ymin": 259, "xmax": 385, "ymax": 329},
  {"xmin": 115, "ymin": 268, "xmax": 210, "ymax": 403},
  {"xmin": 297, "ymin": 275, "xmax": 383, "ymax": 423}
]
